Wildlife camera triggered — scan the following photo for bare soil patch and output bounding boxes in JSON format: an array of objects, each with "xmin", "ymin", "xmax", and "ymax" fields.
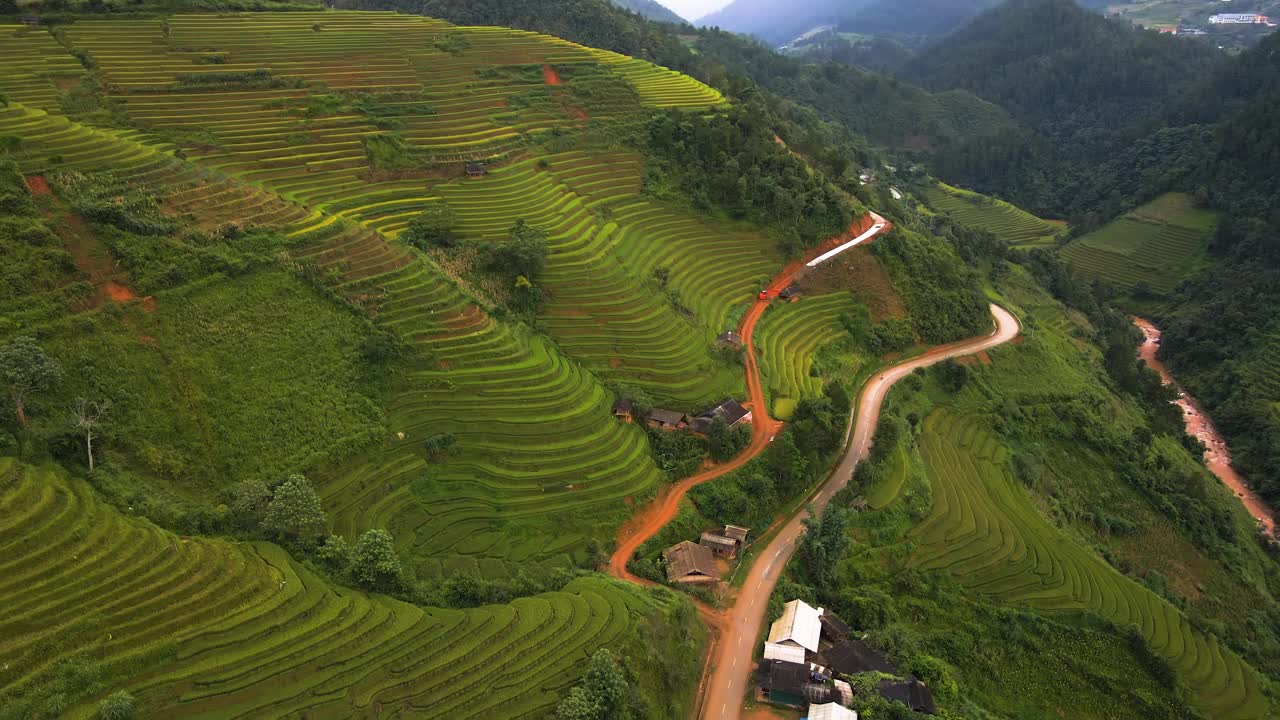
[
  {"xmin": 799, "ymin": 246, "xmax": 906, "ymax": 321},
  {"xmin": 24, "ymin": 175, "xmax": 50, "ymax": 196},
  {"xmin": 542, "ymin": 64, "xmax": 562, "ymax": 85}
]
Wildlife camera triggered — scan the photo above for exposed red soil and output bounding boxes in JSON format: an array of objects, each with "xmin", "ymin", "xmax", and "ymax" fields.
[
  {"xmin": 609, "ymin": 357, "xmax": 624, "ymax": 369},
  {"xmin": 24, "ymin": 175, "xmax": 51, "ymax": 196},
  {"xmin": 142, "ymin": 296, "xmax": 158, "ymax": 313},
  {"xmin": 542, "ymin": 64, "xmax": 562, "ymax": 86},
  {"xmin": 138, "ymin": 335, "xmax": 157, "ymax": 346},
  {"xmin": 1134, "ymin": 316, "xmax": 1274, "ymax": 535},
  {"xmin": 105, "ymin": 282, "xmax": 138, "ymax": 303}
]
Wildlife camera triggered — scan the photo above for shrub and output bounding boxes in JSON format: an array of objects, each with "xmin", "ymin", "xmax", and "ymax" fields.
[{"xmin": 98, "ymin": 690, "xmax": 135, "ymax": 720}]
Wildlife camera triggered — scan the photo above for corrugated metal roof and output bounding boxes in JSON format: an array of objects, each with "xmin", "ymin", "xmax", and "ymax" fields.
[
  {"xmin": 763, "ymin": 642, "xmax": 806, "ymax": 664},
  {"xmin": 809, "ymin": 702, "xmax": 858, "ymax": 720},
  {"xmin": 768, "ymin": 599, "xmax": 822, "ymax": 653}
]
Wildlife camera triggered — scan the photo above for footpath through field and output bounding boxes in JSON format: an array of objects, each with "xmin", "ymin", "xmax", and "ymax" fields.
[{"xmin": 604, "ymin": 204, "xmax": 1020, "ymax": 718}]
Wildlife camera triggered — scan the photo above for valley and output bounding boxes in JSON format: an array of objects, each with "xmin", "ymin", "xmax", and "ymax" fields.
[{"xmin": 2, "ymin": 1, "xmax": 1280, "ymax": 719}]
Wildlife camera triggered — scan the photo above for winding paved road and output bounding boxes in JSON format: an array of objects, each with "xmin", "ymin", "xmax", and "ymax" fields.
[
  {"xmin": 700, "ymin": 303, "xmax": 1020, "ymax": 720},
  {"xmin": 603, "ymin": 211, "xmax": 1021, "ymax": 720}
]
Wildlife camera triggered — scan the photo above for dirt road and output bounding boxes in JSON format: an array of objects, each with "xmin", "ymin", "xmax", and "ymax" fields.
[
  {"xmin": 607, "ymin": 214, "xmax": 885, "ymax": 584},
  {"xmin": 1133, "ymin": 317, "xmax": 1274, "ymax": 534},
  {"xmin": 699, "ymin": 304, "xmax": 1020, "ymax": 720}
]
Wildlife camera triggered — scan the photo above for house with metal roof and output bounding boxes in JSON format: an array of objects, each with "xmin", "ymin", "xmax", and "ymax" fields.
[
  {"xmin": 662, "ymin": 540, "xmax": 718, "ymax": 584},
  {"xmin": 763, "ymin": 641, "xmax": 807, "ymax": 664},
  {"xmin": 723, "ymin": 525, "xmax": 749, "ymax": 543},
  {"xmin": 808, "ymin": 702, "xmax": 857, "ymax": 720},
  {"xmin": 768, "ymin": 599, "xmax": 824, "ymax": 654},
  {"xmin": 716, "ymin": 330, "xmax": 743, "ymax": 350},
  {"xmin": 699, "ymin": 531, "xmax": 739, "ymax": 557}
]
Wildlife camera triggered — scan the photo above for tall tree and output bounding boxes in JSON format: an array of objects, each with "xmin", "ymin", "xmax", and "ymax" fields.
[
  {"xmin": 69, "ymin": 397, "xmax": 109, "ymax": 472},
  {"xmin": 0, "ymin": 336, "xmax": 63, "ymax": 428},
  {"xmin": 352, "ymin": 528, "xmax": 402, "ymax": 591},
  {"xmin": 262, "ymin": 475, "xmax": 328, "ymax": 539}
]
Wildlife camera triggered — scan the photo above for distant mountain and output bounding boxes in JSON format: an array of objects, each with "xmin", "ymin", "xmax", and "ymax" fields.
[
  {"xmin": 609, "ymin": 0, "xmax": 686, "ymax": 24},
  {"xmin": 697, "ymin": 0, "xmax": 865, "ymax": 45},
  {"xmin": 904, "ymin": 0, "xmax": 1221, "ymax": 147},
  {"xmin": 837, "ymin": 0, "xmax": 1000, "ymax": 38}
]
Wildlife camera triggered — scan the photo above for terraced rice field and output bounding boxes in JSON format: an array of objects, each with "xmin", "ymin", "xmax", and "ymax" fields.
[
  {"xmin": 0, "ymin": 26, "xmax": 84, "ymax": 112},
  {"xmin": 51, "ymin": 12, "xmax": 722, "ymax": 218},
  {"xmin": 0, "ymin": 458, "xmax": 673, "ymax": 718},
  {"xmin": 911, "ymin": 411, "xmax": 1266, "ymax": 719},
  {"xmin": 0, "ymin": 9, "xmax": 743, "ymax": 575},
  {"xmin": 754, "ymin": 292, "xmax": 863, "ymax": 415},
  {"xmin": 440, "ymin": 156, "xmax": 732, "ymax": 405},
  {"xmin": 926, "ymin": 183, "xmax": 1064, "ymax": 249},
  {"xmin": 1061, "ymin": 193, "xmax": 1217, "ymax": 293}
]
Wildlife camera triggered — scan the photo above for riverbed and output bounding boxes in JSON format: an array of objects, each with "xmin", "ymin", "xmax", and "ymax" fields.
[{"xmin": 1133, "ymin": 317, "xmax": 1274, "ymax": 534}]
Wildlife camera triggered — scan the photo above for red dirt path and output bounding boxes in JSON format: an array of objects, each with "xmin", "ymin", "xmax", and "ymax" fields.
[
  {"xmin": 24, "ymin": 175, "xmax": 51, "ymax": 196},
  {"xmin": 542, "ymin": 64, "xmax": 562, "ymax": 86}
]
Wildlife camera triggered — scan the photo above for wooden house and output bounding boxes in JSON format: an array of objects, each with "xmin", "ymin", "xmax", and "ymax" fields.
[{"xmin": 662, "ymin": 540, "xmax": 718, "ymax": 584}]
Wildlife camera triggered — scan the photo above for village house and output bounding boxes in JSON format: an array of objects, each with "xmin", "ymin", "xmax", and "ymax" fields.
[
  {"xmin": 661, "ymin": 540, "xmax": 718, "ymax": 584},
  {"xmin": 465, "ymin": 162, "xmax": 487, "ymax": 177},
  {"xmin": 820, "ymin": 638, "xmax": 897, "ymax": 677},
  {"xmin": 819, "ymin": 609, "xmax": 850, "ymax": 642},
  {"xmin": 809, "ymin": 702, "xmax": 858, "ymax": 720},
  {"xmin": 878, "ymin": 678, "xmax": 938, "ymax": 715},
  {"xmin": 699, "ymin": 532, "xmax": 738, "ymax": 557},
  {"xmin": 698, "ymin": 524, "xmax": 749, "ymax": 558},
  {"xmin": 716, "ymin": 330, "xmax": 743, "ymax": 350},
  {"xmin": 611, "ymin": 398, "xmax": 633, "ymax": 422},
  {"xmin": 646, "ymin": 408, "xmax": 686, "ymax": 431},
  {"xmin": 756, "ymin": 659, "xmax": 834, "ymax": 706},
  {"xmin": 768, "ymin": 598, "xmax": 823, "ymax": 654},
  {"xmin": 688, "ymin": 398, "xmax": 752, "ymax": 434}
]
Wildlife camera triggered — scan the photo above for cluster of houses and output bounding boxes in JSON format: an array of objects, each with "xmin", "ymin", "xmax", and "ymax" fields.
[
  {"xmin": 613, "ymin": 397, "xmax": 753, "ymax": 435},
  {"xmin": 757, "ymin": 599, "xmax": 936, "ymax": 718},
  {"xmin": 1208, "ymin": 13, "xmax": 1274, "ymax": 25},
  {"xmin": 661, "ymin": 524, "xmax": 750, "ymax": 584}
]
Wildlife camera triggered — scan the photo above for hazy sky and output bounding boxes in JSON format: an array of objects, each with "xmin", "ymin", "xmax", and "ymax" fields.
[{"xmin": 658, "ymin": 0, "xmax": 733, "ymax": 22}]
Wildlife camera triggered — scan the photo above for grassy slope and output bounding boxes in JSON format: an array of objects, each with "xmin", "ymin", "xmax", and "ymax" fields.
[
  {"xmin": 844, "ymin": 266, "xmax": 1275, "ymax": 718},
  {"xmin": 1061, "ymin": 192, "xmax": 1218, "ymax": 293},
  {"xmin": 0, "ymin": 12, "xmax": 729, "ymax": 716}
]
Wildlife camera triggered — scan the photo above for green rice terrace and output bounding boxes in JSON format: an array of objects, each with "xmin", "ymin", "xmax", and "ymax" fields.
[
  {"xmin": 910, "ymin": 410, "xmax": 1265, "ymax": 719},
  {"xmin": 926, "ymin": 182, "xmax": 1066, "ymax": 249},
  {"xmin": 1060, "ymin": 192, "xmax": 1219, "ymax": 293},
  {"xmin": 0, "ymin": 458, "xmax": 687, "ymax": 720},
  {"xmin": 1, "ymin": 6, "xmax": 1276, "ymax": 720},
  {"xmin": 754, "ymin": 292, "xmax": 866, "ymax": 419}
]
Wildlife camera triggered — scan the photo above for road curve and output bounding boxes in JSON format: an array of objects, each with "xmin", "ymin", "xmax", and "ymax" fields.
[
  {"xmin": 699, "ymin": 303, "xmax": 1021, "ymax": 720},
  {"xmin": 607, "ymin": 214, "xmax": 885, "ymax": 585}
]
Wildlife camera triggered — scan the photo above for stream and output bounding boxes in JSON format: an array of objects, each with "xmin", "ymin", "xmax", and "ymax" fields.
[{"xmin": 1133, "ymin": 317, "xmax": 1275, "ymax": 535}]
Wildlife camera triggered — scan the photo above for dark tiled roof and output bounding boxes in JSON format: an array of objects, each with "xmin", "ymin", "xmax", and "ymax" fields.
[
  {"xmin": 878, "ymin": 679, "xmax": 937, "ymax": 715},
  {"xmin": 648, "ymin": 408, "xmax": 686, "ymax": 426},
  {"xmin": 696, "ymin": 398, "xmax": 750, "ymax": 425},
  {"xmin": 758, "ymin": 660, "xmax": 834, "ymax": 703},
  {"xmin": 821, "ymin": 639, "xmax": 895, "ymax": 675},
  {"xmin": 612, "ymin": 399, "xmax": 633, "ymax": 415},
  {"xmin": 819, "ymin": 612, "xmax": 851, "ymax": 641},
  {"xmin": 662, "ymin": 540, "xmax": 716, "ymax": 581}
]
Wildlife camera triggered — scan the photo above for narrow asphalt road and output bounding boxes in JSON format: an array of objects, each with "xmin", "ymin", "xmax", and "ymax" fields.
[{"xmin": 699, "ymin": 303, "xmax": 1021, "ymax": 720}]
